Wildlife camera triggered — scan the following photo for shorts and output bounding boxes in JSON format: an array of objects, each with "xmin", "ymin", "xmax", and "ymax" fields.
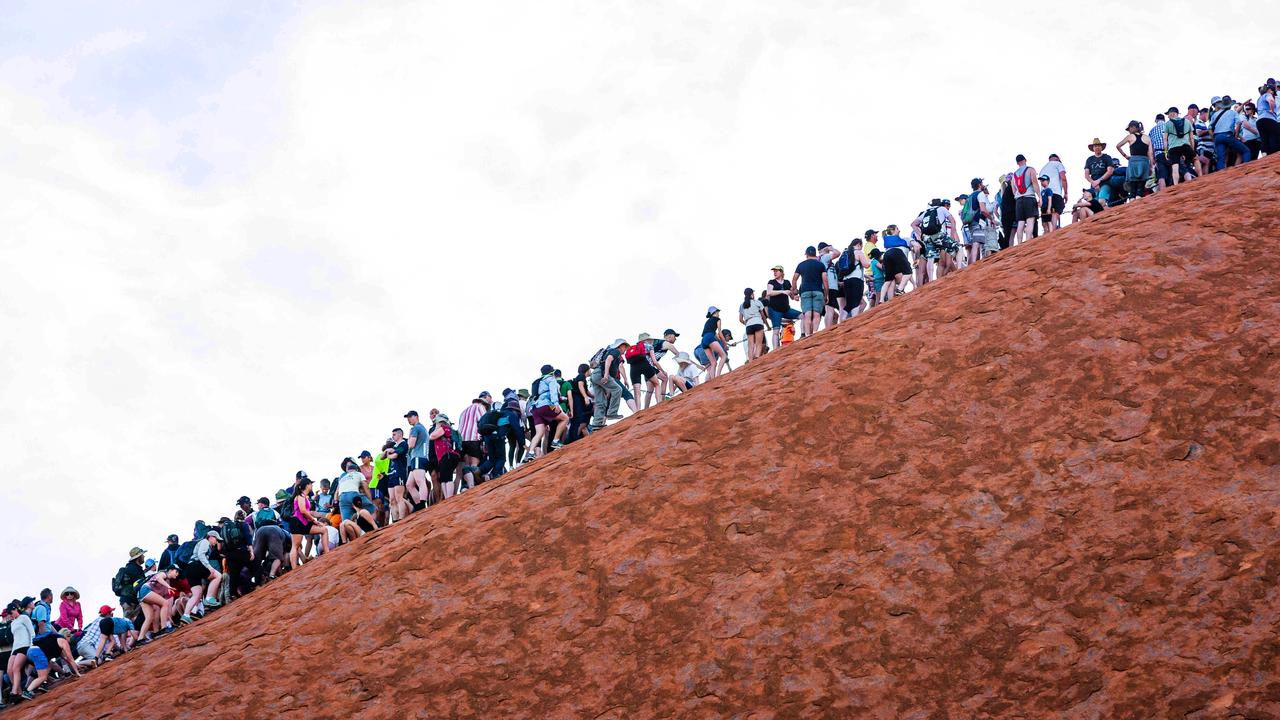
[
  {"xmin": 139, "ymin": 585, "xmax": 152, "ymax": 601},
  {"xmin": 826, "ymin": 289, "xmax": 840, "ymax": 309},
  {"xmin": 1166, "ymin": 145, "xmax": 1195, "ymax": 168},
  {"xmin": 799, "ymin": 290, "xmax": 824, "ymax": 313},
  {"xmin": 1014, "ymin": 196, "xmax": 1038, "ymax": 221},
  {"xmin": 628, "ymin": 360, "xmax": 658, "ymax": 384},
  {"xmin": 531, "ymin": 404, "xmax": 561, "ymax": 427},
  {"xmin": 460, "ymin": 440, "xmax": 483, "ymax": 458},
  {"xmin": 841, "ymin": 277, "xmax": 864, "ymax": 308},
  {"xmin": 745, "ymin": 323, "xmax": 765, "ymax": 337},
  {"xmin": 700, "ymin": 331, "xmax": 717, "ymax": 350},
  {"xmin": 767, "ymin": 306, "xmax": 801, "ymax": 327},
  {"xmin": 619, "ymin": 384, "xmax": 634, "ymax": 401},
  {"xmin": 408, "ymin": 457, "xmax": 431, "ymax": 472},
  {"xmin": 286, "ymin": 516, "xmax": 310, "ymax": 535},
  {"xmin": 26, "ymin": 646, "xmax": 49, "ymax": 671},
  {"xmin": 923, "ymin": 234, "xmax": 958, "ymax": 259},
  {"xmin": 883, "ymin": 247, "xmax": 911, "ymax": 278},
  {"xmin": 1051, "ymin": 194, "xmax": 1065, "ymax": 213},
  {"xmin": 184, "ymin": 562, "xmax": 211, "ymax": 583},
  {"xmin": 381, "ymin": 473, "xmax": 403, "ymax": 489}
]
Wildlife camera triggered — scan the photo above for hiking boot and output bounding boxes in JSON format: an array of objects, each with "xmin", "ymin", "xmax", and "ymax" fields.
[{"xmin": 203, "ymin": 598, "xmax": 221, "ymax": 608}]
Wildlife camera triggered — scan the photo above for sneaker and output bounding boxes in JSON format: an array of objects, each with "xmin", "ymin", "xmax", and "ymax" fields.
[
  {"xmin": 550, "ymin": 441, "xmax": 563, "ymax": 449},
  {"xmin": 21, "ymin": 691, "xmax": 34, "ymax": 701},
  {"xmin": 203, "ymin": 598, "xmax": 221, "ymax": 608},
  {"xmin": 180, "ymin": 614, "xmax": 193, "ymax": 624},
  {"xmin": 157, "ymin": 626, "xmax": 176, "ymax": 636}
]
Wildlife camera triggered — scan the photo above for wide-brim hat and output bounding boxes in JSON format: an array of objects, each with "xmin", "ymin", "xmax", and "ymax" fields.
[
  {"xmin": 675, "ymin": 352, "xmax": 693, "ymax": 365},
  {"xmin": 128, "ymin": 547, "xmax": 146, "ymax": 560},
  {"xmin": 61, "ymin": 586, "xmax": 79, "ymax": 599},
  {"xmin": 1088, "ymin": 137, "xmax": 1106, "ymax": 150}
]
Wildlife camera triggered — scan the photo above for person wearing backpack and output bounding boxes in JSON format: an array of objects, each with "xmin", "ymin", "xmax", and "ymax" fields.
[
  {"xmin": 1162, "ymin": 108, "xmax": 1196, "ymax": 186},
  {"xmin": 113, "ymin": 547, "xmax": 147, "ymax": 624},
  {"xmin": 1007, "ymin": 154, "xmax": 1039, "ymax": 246},
  {"xmin": 911, "ymin": 198, "xmax": 961, "ymax": 280},
  {"xmin": 589, "ymin": 339, "xmax": 629, "ymax": 430},
  {"xmin": 1209, "ymin": 96, "xmax": 1252, "ymax": 171},
  {"xmin": 526, "ymin": 365, "xmax": 569, "ymax": 461},
  {"xmin": 960, "ymin": 178, "xmax": 993, "ymax": 265},
  {"xmin": 476, "ymin": 397, "xmax": 507, "ymax": 478},
  {"xmin": 429, "ymin": 414, "xmax": 462, "ymax": 499},
  {"xmin": 220, "ymin": 515, "xmax": 252, "ymax": 598}
]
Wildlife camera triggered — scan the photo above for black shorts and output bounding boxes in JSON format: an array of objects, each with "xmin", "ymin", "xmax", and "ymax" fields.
[
  {"xmin": 408, "ymin": 457, "xmax": 431, "ymax": 472},
  {"xmin": 628, "ymin": 360, "xmax": 658, "ymax": 385},
  {"xmin": 184, "ymin": 562, "xmax": 211, "ymax": 583},
  {"xmin": 1051, "ymin": 194, "xmax": 1065, "ymax": 213},
  {"xmin": 826, "ymin": 289, "xmax": 840, "ymax": 308},
  {"xmin": 1167, "ymin": 145, "xmax": 1195, "ymax": 168},
  {"xmin": 1014, "ymin": 196, "xmax": 1038, "ymax": 221},
  {"xmin": 883, "ymin": 247, "xmax": 911, "ymax": 278},
  {"xmin": 841, "ymin": 277, "xmax": 864, "ymax": 308},
  {"xmin": 460, "ymin": 440, "xmax": 484, "ymax": 459},
  {"xmin": 746, "ymin": 324, "xmax": 765, "ymax": 337},
  {"xmin": 286, "ymin": 516, "xmax": 309, "ymax": 535},
  {"xmin": 380, "ymin": 473, "xmax": 403, "ymax": 489}
]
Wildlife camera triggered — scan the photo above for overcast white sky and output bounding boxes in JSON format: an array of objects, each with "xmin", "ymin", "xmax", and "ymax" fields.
[{"xmin": 1, "ymin": 0, "xmax": 1274, "ymax": 612}]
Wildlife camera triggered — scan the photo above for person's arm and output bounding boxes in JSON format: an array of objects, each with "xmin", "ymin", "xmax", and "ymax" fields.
[
  {"xmin": 196, "ymin": 541, "xmax": 218, "ymax": 572},
  {"xmin": 1084, "ymin": 167, "xmax": 1095, "ymax": 189},
  {"xmin": 1116, "ymin": 134, "xmax": 1132, "ymax": 160},
  {"xmin": 1145, "ymin": 135, "xmax": 1155, "ymax": 165},
  {"xmin": 791, "ymin": 271, "xmax": 801, "ymax": 291},
  {"xmin": 406, "ymin": 430, "xmax": 418, "ymax": 453},
  {"xmin": 1058, "ymin": 169, "xmax": 1068, "ymax": 199},
  {"xmin": 1099, "ymin": 163, "xmax": 1113, "ymax": 183},
  {"xmin": 949, "ymin": 214, "xmax": 961, "ymax": 244},
  {"xmin": 910, "ymin": 216, "xmax": 922, "ymax": 235}
]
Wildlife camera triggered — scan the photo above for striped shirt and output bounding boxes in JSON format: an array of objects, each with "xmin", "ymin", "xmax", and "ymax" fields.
[{"xmin": 457, "ymin": 402, "xmax": 485, "ymax": 442}]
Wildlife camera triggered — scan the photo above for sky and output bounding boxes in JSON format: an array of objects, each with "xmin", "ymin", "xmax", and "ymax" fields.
[{"xmin": 1, "ymin": 0, "xmax": 1275, "ymax": 613}]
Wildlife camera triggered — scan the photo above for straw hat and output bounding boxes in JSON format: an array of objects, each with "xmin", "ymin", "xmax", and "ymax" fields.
[{"xmin": 1087, "ymin": 137, "xmax": 1107, "ymax": 151}]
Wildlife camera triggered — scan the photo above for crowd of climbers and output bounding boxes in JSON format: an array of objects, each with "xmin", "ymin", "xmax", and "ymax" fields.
[{"xmin": 0, "ymin": 79, "xmax": 1275, "ymax": 709}]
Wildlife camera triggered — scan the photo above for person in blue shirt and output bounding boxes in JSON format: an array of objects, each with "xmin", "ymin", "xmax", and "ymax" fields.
[
  {"xmin": 880, "ymin": 226, "xmax": 912, "ymax": 302},
  {"xmin": 32, "ymin": 589, "xmax": 53, "ymax": 634},
  {"xmin": 1038, "ymin": 175, "xmax": 1054, "ymax": 235}
]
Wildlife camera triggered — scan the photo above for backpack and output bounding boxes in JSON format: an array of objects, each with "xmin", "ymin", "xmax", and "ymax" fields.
[
  {"xmin": 279, "ymin": 491, "xmax": 297, "ymax": 520},
  {"xmin": 0, "ymin": 622, "xmax": 13, "ymax": 648},
  {"xmin": 113, "ymin": 565, "xmax": 139, "ymax": 602},
  {"xmin": 837, "ymin": 251, "xmax": 853, "ymax": 274},
  {"xmin": 111, "ymin": 567, "xmax": 127, "ymax": 599},
  {"xmin": 1170, "ymin": 117, "xmax": 1189, "ymax": 138},
  {"xmin": 478, "ymin": 410, "xmax": 501, "ymax": 436},
  {"xmin": 961, "ymin": 191, "xmax": 981, "ymax": 224},
  {"xmin": 433, "ymin": 425, "xmax": 459, "ymax": 460},
  {"xmin": 192, "ymin": 520, "xmax": 209, "ymax": 542},
  {"xmin": 175, "ymin": 539, "xmax": 198, "ymax": 565},
  {"xmin": 222, "ymin": 522, "xmax": 246, "ymax": 549},
  {"xmin": 587, "ymin": 346, "xmax": 607, "ymax": 369},
  {"xmin": 452, "ymin": 429, "xmax": 463, "ymax": 453},
  {"xmin": 254, "ymin": 508, "xmax": 279, "ymax": 527},
  {"xmin": 624, "ymin": 341, "xmax": 648, "ymax": 360},
  {"xmin": 1011, "ymin": 167, "xmax": 1030, "ymax": 194},
  {"xmin": 919, "ymin": 207, "xmax": 942, "ymax": 235}
]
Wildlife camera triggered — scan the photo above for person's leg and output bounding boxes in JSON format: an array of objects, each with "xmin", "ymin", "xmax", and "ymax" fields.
[
  {"xmin": 1214, "ymin": 136, "xmax": 1229, "ymax": 171},
  {"xmin": 606, "ymin": 377, "xmax": 623, "ymax": 418},
  {"xmin": 139, "ymin": 601, "xmax": 155, "ymax": 638}
]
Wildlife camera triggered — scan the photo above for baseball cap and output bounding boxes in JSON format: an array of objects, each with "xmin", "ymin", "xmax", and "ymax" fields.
[
  {"xmin": 863, "ymin": 229, "xmax": 878, "ymax": 239},
  {"xmin": 770, "ymin": 264, "xmax": 784, "ymax": 271},
  {"xmin": 166, "ymin": 533, "xmax": 179, "ymax": 543},
  {"xmin": 817, "ymin": 242, "xmax": 830, "ymax": 250},
  {"xmin": 663, "ymin": 328, "xmax": 680, "ymax": 337},
  {"xmin": 257, "ymin": 496, "xmax": 271, "ymax": 505},
  {"xmin": 804, "ymin": 245, "xmax": 816, "ymax": 255},
  {"xmin": 540, "ymin": 364, "xmax": 554, "ymax": 375},
  {"xmin": 970, "ymin": 177, "xmax": 983, "ymax": 190},
  {"xmin": 98, "ymin": 605, "xmax": 114, "ymax": 616},
  {"xmin": 1038, "ymin": 174, "xmax": 1049, "ymax": 181},
  {"xmin": 358, "ymin": 450, "xmax": 372, "ymax": 459},
  {"xmin": 404, "ymin": 410, "xmax": 418, "ymax": 418},
  {"xmin": 707, "ymin": 306, "xmax": 719, "ymax": 315},
  {"xmin": 237, "ymin": 496, "xmax": 251, "ymax": 505},
  {"xmin": 20, "ymin": 596, "xmax": 35, "ymax": 608},
  {"xmin": 478, "ymin": 391, "xmax": 491, "ymax": 399},
  {"xmin": 1167, "ymin": 106, "xmax": 1180, "ymax": 114},
  {"xmin": 296, "ymin": 470, "xmax": 308, "ymax": 480}
]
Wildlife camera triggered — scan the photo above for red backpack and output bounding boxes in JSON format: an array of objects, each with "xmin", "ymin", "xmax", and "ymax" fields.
[
  {"xmin": 624, "ymin": 341, "xmax": 648, "ymax": 360},
  {"xmin": 1012, "ymin": 167, "xmax": 1030, "ymax": 194},
  {"xmin": 432, "ymin": 424, "xmax": 456, "ymax": 460}
]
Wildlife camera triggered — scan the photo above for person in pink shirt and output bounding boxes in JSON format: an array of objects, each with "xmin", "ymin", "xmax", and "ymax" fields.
[{"xmin": 58, "ymin": 587, "xmax": 83, "ymax": 632}]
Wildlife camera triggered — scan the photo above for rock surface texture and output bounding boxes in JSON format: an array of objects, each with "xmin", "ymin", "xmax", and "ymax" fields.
[{"xmin": 18, "ymin": 158, "xmax": 1280, "ymax": 719}]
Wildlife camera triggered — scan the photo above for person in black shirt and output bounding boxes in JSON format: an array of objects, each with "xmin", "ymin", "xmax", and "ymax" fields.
[
  {"xmin": 1083, "ymin": 138, "xmax": 1115, "ymax": 206},
  {"xmin": 381, "ymin": 430, "xmax": 411, "ymax": 522},
  {"xmin": 764, "ymin": 265, "xmax": 801, "ymax": 349},
  {"xmin": 567, "ymin": 363, "xmax": 593, "ymax": 443}
]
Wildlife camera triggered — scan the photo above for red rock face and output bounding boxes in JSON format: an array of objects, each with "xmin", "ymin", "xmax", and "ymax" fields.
[{"xmin": 19, "ymin": 158, "xmax": 1280, "ymax": 719}]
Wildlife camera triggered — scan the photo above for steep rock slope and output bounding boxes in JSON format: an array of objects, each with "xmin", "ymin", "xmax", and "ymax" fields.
[{"xmin": 20, "ymin": 158, "xmax": 1280, "ymax": 719}]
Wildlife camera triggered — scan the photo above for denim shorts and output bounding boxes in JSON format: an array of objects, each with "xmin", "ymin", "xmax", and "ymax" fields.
[
  {"xmin": 767, "ymin": 307, "xmax": 801, "ymax": 327},
  {"xmin": 800, "ymin": 290, "xmax": 824, "ymax": 313}
]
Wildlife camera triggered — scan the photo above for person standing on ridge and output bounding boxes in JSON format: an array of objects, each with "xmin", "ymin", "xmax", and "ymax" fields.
[
  {"xmin": 590, "ymin": 338, "xmax": 628, "ymax": 430},
  {"xmin": 738, "ymin": 289, "xmax": 769, "ymax": 362},
  {"xmin": 1116, "ymin": 120, "xmax": 1154, "ymax": 199},
  {"xmin": 763, "ymin": 266, "xmax": 800, "ymax": 349},
  {"xmin": 1210, "ymin": 96, "xmax": 1252, "ymax": 170},
  {"xmin": 650, "ymin": 329, "xmax": 681, "ymax": 398},
  {"xmin": 1257, "ymin": 82, "xmax": 1279, "ymax": 155},
  {"xmin": 1148, "ymin": 114, "xmax": 1171, "ymax": 191},
  {"xmin": 403, "ymin": 411, "xmax": 431, "ymax": 510},
  {"xmin": 837, "ymin": 239, "xmax": 869, "ymax": 318},
  {"xmin": 1008, "ymin": 154, "xmax": 1038, "ymax": 246},
  {"xmin": 912, "ymin": 198, "xmax": 960, "ymax": 278},
  {"xmin": 528, "ymin": 364, "xmax": 568, "ymax": 459},
  {"xmin": 381, "ymin": 430, "xmax": 410, "ymax": 521},
  {"xmin": 457, "ymin": 394, "xmax": 488, "ymax": 487},
  {"xmin": 879, "ymin": 226, "xmax": 912, "ymax": 302},
  {"xmin": 1040, "ymin": 154, "xmax": 1067, "ymax": 229},
  {"xmin": 817, "ymin": 242, "xmax": 843, "ymax": 328},
  {"xmin": 700, "ymin": 308, "xmax": 729, "ymax": 378},
  {"xmin": 1191, "ymin": 105, "xmax": 1214, "ymax": 175},
  {"xmin": 1162, "ymin": 108, "xmax": 1197, "ymax": 185},
  {"xmin": 792, "ymin": 246, "xmax": 828, "ymax": 338}
]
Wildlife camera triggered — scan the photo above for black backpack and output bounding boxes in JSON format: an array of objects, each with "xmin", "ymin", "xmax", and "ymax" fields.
[
  {"xmin": 920, "ymin": 207, "xmax": 943, "ymax": 235},
  {"xmin": 1170, "ymin": 117, "xmax": 1189, "ymax": 138},
  {"xmin": 478, "ymin": 409, "xmax": 501, "ymax": 436},
  {"xmin": 175, "ymin": 539, "xmax": 198, "ymax": 565},
  {"xmin": 112, "ymin": 565, "xmax": 139, "ymax": 602},
  {"xmin": 530, "ymin": 377, "xmax": 544, "ymax": 400},
  {"xmin": 0, "ymin": 622, "xmax": 13, "ymax": 648}
]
